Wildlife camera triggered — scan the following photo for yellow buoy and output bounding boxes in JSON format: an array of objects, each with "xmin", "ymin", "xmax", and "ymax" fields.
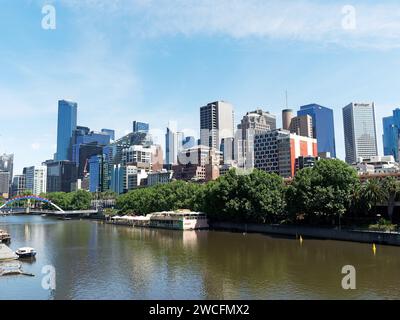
[
  {"xmin": 372, "ymin": 243, "xmax": 377, "ymax": 255},
  {"xmin": 299, "ymin": 235, "xmax": 303, "ymax": 245}
]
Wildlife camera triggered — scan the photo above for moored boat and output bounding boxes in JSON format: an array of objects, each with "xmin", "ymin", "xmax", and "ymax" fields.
[
  {"xmin": 149, "ymin": 210, "xmax": 209, "ymax": 230},
  {"xmin": 0, "ymin": 229, "xmax": 11, "ymax": 243},
  {"xmin": 15, "ymin": 247, "xmax": 37, "ymax": 259}
]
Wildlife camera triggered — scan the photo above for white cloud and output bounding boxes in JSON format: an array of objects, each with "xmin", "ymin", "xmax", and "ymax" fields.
[
  {"xmin": 31, "ymin": 143, "xmax": 41, "ymax": 150},
  {"xmin": 51, "ymin": 0, "xmax": 400, "ymax": 49}
]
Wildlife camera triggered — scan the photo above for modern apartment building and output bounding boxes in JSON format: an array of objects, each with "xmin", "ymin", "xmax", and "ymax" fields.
[
  {"xmin": 343, "ymin": 102, "xmax": 378, "ymax": 164},
  {"xmin": 200, "ymin": 101, "xmax": 234, "ymax": 152},
  {"xmin": 254, "ymin": 129, "xmax": 318, "ymax": 178},
  {"xmin": 25, "ymin": 166, "xmax": 47, "ymax": 195}
]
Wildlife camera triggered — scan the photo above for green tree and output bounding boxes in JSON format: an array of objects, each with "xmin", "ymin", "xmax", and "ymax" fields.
[
  {"xmin": 381, "ymin": 177, "xmax": 400, "ymax": 222},
  {"xmin": 116, "ymin": 181, "xmax": 203, "ymax": 215},
  {"xmin": 200, "ymin": 169, "xmax": 286, "ymax": 223},
  {"xmin": 70, "ymin": 190, "xmax": 92, "ymax": 210},
  {"xmin": 286, "ymin": 159, "xmax": 359, "ymax": 225},
  {"xmin": 362, "ymin": 178, "xmax": 387, "ymax": 216},
  {"xmin": 42, "ymin": 192, "xmax": 72, "ymax": 210}
]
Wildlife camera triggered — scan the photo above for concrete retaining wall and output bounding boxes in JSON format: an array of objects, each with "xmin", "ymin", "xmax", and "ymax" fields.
[{"xmin": 210, "ymin": 222, "xmax": 400, "ymax": 246}]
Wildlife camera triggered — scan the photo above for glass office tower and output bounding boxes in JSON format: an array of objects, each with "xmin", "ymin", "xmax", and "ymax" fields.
[
  {"xmin": 56, "ymin": 100, "xmax": 78, "ymax": 161},
  {"xmin": 383, "ymin": 108, "xmax": 400, "ymax": 162},
  {"xmin": 297, "ymin": 104, "xmax": 336, "ymax": 158},
  {"xmin": 343, "ymin": 102, "xmax": 378, "ymax": 164}
]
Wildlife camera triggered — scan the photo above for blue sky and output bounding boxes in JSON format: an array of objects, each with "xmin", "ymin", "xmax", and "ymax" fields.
[{"xmin": 1, "ymin": 0, "xmax": 400, "ymax": 173}]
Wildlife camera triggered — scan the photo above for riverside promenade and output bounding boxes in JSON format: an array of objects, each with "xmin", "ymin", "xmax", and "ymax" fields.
[{"xmin": 211, "ymin": 222, "xmax": 400, "ymax": 246}]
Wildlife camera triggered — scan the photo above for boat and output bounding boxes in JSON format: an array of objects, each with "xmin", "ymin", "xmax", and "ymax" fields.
[
  {"xmin": 149, "ymin": 210, "xmax": 209, "ymax": 230},
  {"xmin": 0, "ymin": 262, "xmax": 22, "ymax": 276},
  {"xmin": 0, "ymin": 229, "xmax": 11, "ymax": 243},
  {"xmin": 0, "ymin": 262, "xmax": 34, "ymax": 277},
  {"xmin": 15, "ymin": 247, "xmax": 37, "ymax": 259}
]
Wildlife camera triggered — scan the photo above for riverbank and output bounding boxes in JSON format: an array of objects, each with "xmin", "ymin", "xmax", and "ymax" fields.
[{"xmin": 210, "ymin": 221, "xmax": 400, "ymax": 246}]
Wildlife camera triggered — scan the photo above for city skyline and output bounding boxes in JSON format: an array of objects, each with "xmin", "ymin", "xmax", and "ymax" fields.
[{"xmin": 1, "ymin": 1, "xmax": 400, "ymax": 173}]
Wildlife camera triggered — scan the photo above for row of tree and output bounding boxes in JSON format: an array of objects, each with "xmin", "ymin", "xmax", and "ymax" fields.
[
  {"xmin": 39, "ymin": 190, "xmax": 92, "ymax": 211},
  {"xmin": 116, "ymin": 159, "xmax": 400, "ymax": 226}
]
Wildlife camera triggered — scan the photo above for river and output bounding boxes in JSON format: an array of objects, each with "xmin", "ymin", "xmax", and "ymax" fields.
[{"xmin": 0, "ymin": 215, "xmax": 399, "ymax": 300}]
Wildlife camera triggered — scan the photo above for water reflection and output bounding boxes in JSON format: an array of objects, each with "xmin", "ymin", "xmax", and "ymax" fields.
[{"xmin": 1, "ymin": 215, "xmax": 400, "ymax": 300}]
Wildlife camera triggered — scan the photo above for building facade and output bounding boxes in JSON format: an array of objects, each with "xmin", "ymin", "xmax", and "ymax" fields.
[
  {"xmin": 200, "ymin": 101, "xmax": 234, "ymax": 152},
  {"xmin": 0, "ymin": 171, "xmax": 10, "ymax": 198},
  {"xmin": 11, "ymin": 175, "xmax": 26, "ymax": 196},
  {"xmin": 0, "ymin": 153, "xmax": 14, "ymax": 187},
  {"xmin": 25, "ymin": 166, "xmax": 47, "ymax": 195},
  {"xmin": 133, "ymin": 121, "xmax": 150, "ymax": 133},
  {"xmin": 45, "ymin": 160, "xmax": 77, "ymax": 193},
  {"xmin": 354, "ymin": 156, "xmax": 400, "ymax": 175},
  {"xmin": 289, "ymin": 114, "xmax": 313, "ymax": 138},
  {"xmin": 343, "ymin": 102, "xmax": 378, "ymax": 164},
  {"xmin": 254, "ymin": 129, "xmax": 318, "ymax": 178},
  {"xmin": 147, "ymin": 170, "xmax": 173, "ymax": 186},
  {"xmin": 89, "ymin": 155, "xmax": 110, "ymax": 193},
  {"xmin": 297, "ymin": 104, "xmax": 336, "ymax": 158},
  {"xmin": 165, "ymin": 124, "xmax": 184, "ymax": 165},
  {"xmin": 173, "ymin": 145, "xmax": 221, "ymax": 181},
  {"xmin": 56, "ymin": 100, "xmax": 78, "ymax": 161},
  {"xmin": 238, "ymin": 109, "xmax": 276, "ymax": 169}
]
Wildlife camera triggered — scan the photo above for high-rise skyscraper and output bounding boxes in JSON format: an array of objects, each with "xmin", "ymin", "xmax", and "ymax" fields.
[
  {"xmin": 200, "ymin": 101, "xmax": 234, "ymax": 151},
  {"xmin": 56, "ymin": 100, "xmax": 78, "ymax": 161},
  {"xmin": 165, "ymin": 124, "xmax": 184, "ymax": 165},
  {"xmin": 0, "ymin": 171, "xmax": 10, "ymax": 198},
  {"xmin": 297, "ymin": 104, "xmax": 336, "ymax": 158},
  {"xmin": 238, "ymin": 109, "xmax": 277, "ymax": 169},
  {"xmin": 343, "ymin": 102, "xmax": 378, "ymax": 164},
  {"xmin": 0, "ymin": 153, "xmax": 14, "ymax": 186},
  {"xmin": 25, "ymin": 166, "xmax": 47, "ymax": 195},
  {"xmin": 383, "ymin": 108, "xmax": 400, "ymax": 162},
  {"xmin": 45, "ymin": 160, "xmax": 77, "ymax": 193}
]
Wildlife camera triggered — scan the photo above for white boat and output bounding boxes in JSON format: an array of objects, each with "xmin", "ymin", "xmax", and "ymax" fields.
[
  {"xmin": 149, "ymin": 210, "xmax": 209, "ymax": 230},
  {"xmin": 15, "ymin": 247, "xmax": 37, "ymax": 259}
]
